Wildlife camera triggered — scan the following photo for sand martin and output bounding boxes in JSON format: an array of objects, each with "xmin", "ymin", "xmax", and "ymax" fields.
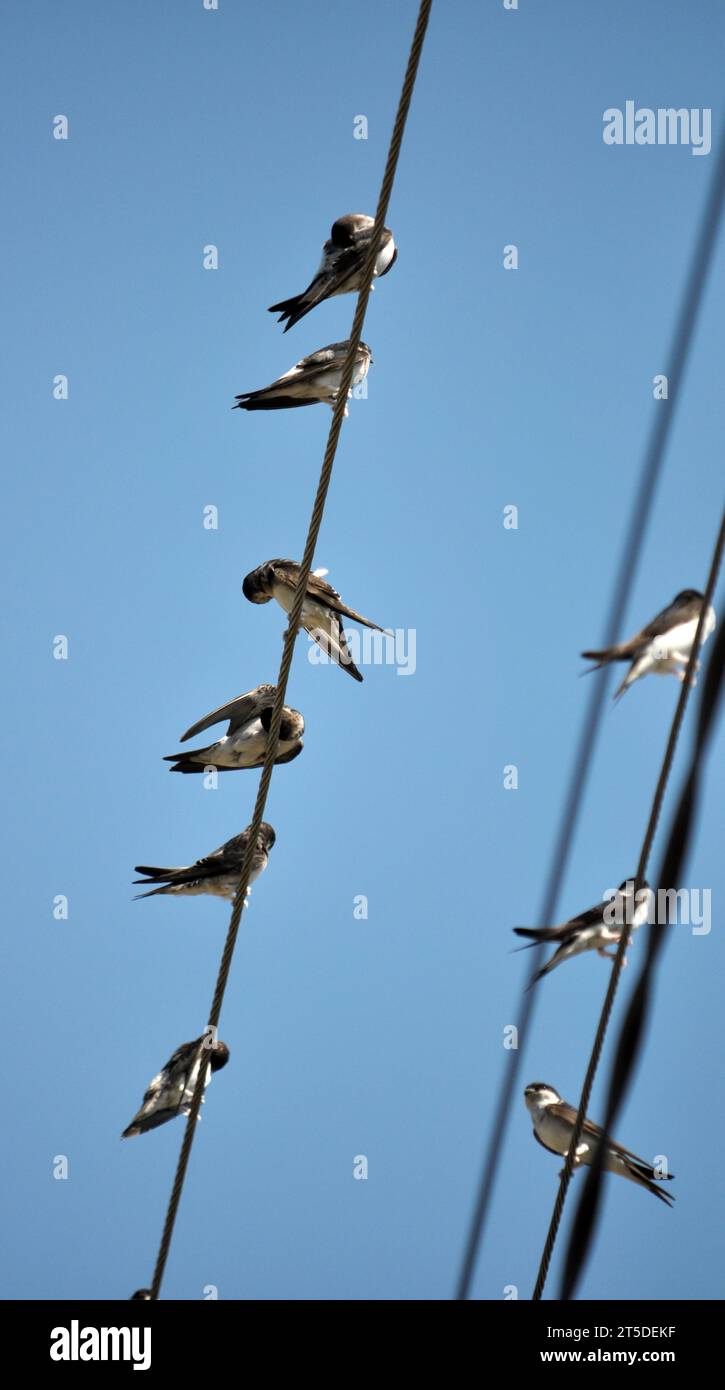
[
  {"xmin": 242, "ymin": 558, "xmax": 385, "ymax": 683},
  {"xmin": 233, "ymin": 340, "xmax": 372, "ymax": 415},
  {"xmin": 121, "ymin": 1036, "xmax": 230, "ymax": 1138},
  {"xmin": 134, "ymin": 822, "xmax": 275, "ymax": 901},
  {"xmin": 164, "ymin": 684, "xmax": 304, "ymax": 773},
  {"xmin": 513, "ymin": 879, "xmax": 651, "ymax": 985},
  {"xmin": 268, "ymin": 214, "xmax": 397, "ymax": 332},
  {"xmin": 524, "ymin": 1083, "xmax": 674, "ymax": 1204},
  {"xmin": 582, "ymin": 589, "xmax": 716, "ymax": 699}
]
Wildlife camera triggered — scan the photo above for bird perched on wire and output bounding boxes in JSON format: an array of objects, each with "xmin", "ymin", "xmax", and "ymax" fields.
[
  {"xmin": 513, "ymin": 879, "xmax": 652, "ymax": 986},
  {"xmin": 243, "ymin": 558, "xmax": 386, "ymax": 683},
  {"xmin": 524, "ymin": 1083, "xmax": 674, "ymax": 1205},
  {"xmin": 268, "ymin": 214, "xmax": 397, "ymax": 332},
  {"xmin": 122, "ymin": 1036, "xmax": 230, "ymax": 1138},
  {"xmin": 581, "ymin": 589, "xmax": 716, "ymax": 699},
  {"xmin": 232, "ymin": 340, "xmax": 372, "ymax": 415},
  {"xmin": 133, "ymin": 823, "xmax": 276, "ymax": 901},
  {"xmin": 164, "ymin": 684, "xmax": 304, "ymax": 773}
]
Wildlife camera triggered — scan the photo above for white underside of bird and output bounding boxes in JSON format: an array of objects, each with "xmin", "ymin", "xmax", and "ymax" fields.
[
  {"xmin": 271, "ymin": 579, "xmax": 351, "ymax": 665},
  {"xmin": 148, "ymin": 1056, "xmax": 210, "ymax": 1120},
  {"xmin": 179, "ymin": 720, "xmax": 291, "ymax": 769},
  {"xmin": 275, "ymin": 356, "xmax": 369, "ymax": 413},
  {"xmin": 621, "ymin": 608, "xmax": 715, "ymax": 693}
]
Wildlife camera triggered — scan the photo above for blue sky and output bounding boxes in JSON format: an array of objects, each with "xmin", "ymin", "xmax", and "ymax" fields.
[{"xmin": 3, "ymin": 0, "xmax": 724, "ymax": 1301}]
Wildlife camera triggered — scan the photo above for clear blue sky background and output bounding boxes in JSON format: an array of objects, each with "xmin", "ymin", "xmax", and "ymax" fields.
[{"xmin": 3, "ymin": 0, "xmax": 724, "ymax": 1302}]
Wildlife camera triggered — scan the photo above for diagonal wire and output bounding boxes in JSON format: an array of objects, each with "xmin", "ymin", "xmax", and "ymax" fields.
[
  {"xmin": 532, "ymin": 504, "xmax": 725, "ymax": 1300},
  {"xmin": 146, "ymin": 0, "xmax": 434, "ymax": 1301},
  {"xmin": 455, "ymin": 124, "xmax": 725, "ymax": 1302},
  {"xmin": 559, "ymin": 520, "xmax": 725, "ymax": 1300}
]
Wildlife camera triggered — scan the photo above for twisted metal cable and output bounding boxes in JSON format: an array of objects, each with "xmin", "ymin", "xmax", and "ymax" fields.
[
  {"xmin": 147, "ymin": 0, "xmax": 434, "ymax": 1301},
  {"xmin": 533, "ymin": 504, "xmax": 725, "ymax": 1301},
  {"xmin": 455, "ymin": 123, "xmax": 725, "ymax": 1303}
]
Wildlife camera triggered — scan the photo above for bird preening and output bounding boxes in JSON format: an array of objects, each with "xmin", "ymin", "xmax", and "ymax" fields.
[
  {"xmin": 122, "ymin": 1036, "xmax": 230, "ymax": 1138},
  {"xmin": 128, "ymin": 213, "xmax": 385, "ymax": 1145},
  {"xmin": 165, "ymin": 684, "xmax": 304, "ymax": 773},
  {"xmin": 242, "ymin": 558, "xmax": 387, "ymax": 682},
  {"xmin": 268, "ymin": 213, "xmax": 397, "ymax": 331}
]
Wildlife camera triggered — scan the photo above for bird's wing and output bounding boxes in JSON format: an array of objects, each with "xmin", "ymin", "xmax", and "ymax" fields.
[
  {"xmin": 268, "ymin": 558, "xmax": 302, "ymax": 595},
  {"xmin": 161, "ymin": 1040, "xmax": 200, "ymax": 1075},
  {"xmin": 235, "ymin": 345, "xmax": 345, "ymax": 402},
  {"xmin": 271, "ymin": 560, "xmax": 382, "ymax": 632},
  {"xmin": 133, "ymin": 1044, "xmax": 196, "ymax": 1110},
  {"xmin": 303, "ymin": 248, "xmax": 365, "ymax": 302},
  {"xmin": 586, "ymin": 597, "xmax": 703, "ymax": 662},
  {"xmin": 550, "ymin": 1099, "xmax": 596, "ymax": 1141},
  {"xmin": 318, "ymin": 613, "xmax": 364, "ymax": 682},
  {"xmin": 514, "ymin": 900, "xmax": 605, "ymax": 943},
  {"xmin": 210, "ymin": 830, "xmax": 254, "ymax": 869},
  {"xmin": 599, "ymin": 1131, "xmax": 663, "ymax": 1170},
  {"xmin": 304, "ymin": 570, "xmax": 384, "ymax": 631},
  {"xmin": 180, "ymin": 686, "xmax": 275, "ymax": 741},
  {"xmin": 533, "ymin": 1128, "xmax": 565, "ymax": 1158},
  {"xmin": 133, "ymin": 862, "xmax": 180, "ymax": 882},
  {"xmin": 514, "ymin": 924, "xmax": 574, "ymax": 944},
  {"xmin": 285, "ymin": 343, "xmax": 347, "ymax": 381},
  {"xmin": 135, "ymin": 835, "xmax": 247, "ymax": 885},
  {"xmin": 563, "ymin": 900, "xmax": 608, "ymax": 932},
  {"xmin": 556, "ymin": 1105, "xmax": 622, "ymax": 1157},
  {"xmin": 640, "ymin": 594, "xmax": 702, "ymax": 640},
  {"xmin": 550, "ymin": 1104, "xmax": 670, "ymax": 1185}
]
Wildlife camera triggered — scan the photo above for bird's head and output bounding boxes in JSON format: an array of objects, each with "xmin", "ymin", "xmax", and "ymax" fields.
[
  {"xmin": 280, "ymin": 708, "xmax": 305, "ymax": 741},
  {"xmin": 258, "ymin": 823, "xmax": 276, "ymax": 853},
  {"xmin": 243, "ymin": 564, "xmax": 276, "ymax": 604},
  {"xmin": 525, "ymin": 1082, "xmax": 561, "ymax": 1114},
  {"xmin": 210, "ymin": 1042, "xmax": 230, "ymax": 1073}
]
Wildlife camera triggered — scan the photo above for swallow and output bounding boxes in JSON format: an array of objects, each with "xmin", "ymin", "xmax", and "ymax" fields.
[
  {"xmin": 164, "ymin": 684, "xmax": 304, "ymax": 773},
  {"xmin": 268, "ymin": 214, "xmax": 397, "ymax": 332},
  {"xmin": 524, "ymin": 1083, "xmax": 674, "ymax": 1204},
  {"xmin": 233, "ymin": 340, "xmax": 372, "ymax": 416},
  {"xmin": 121, "ymin": 1036, "xmax": 230, "ymax": 1138},
  {"xmin": 582, "ymin": 589, "xmax": 716, "ymax": 699},
  {"xmin": 513, "ymin": 879, "xmax": 651, "ymax": 985},
  {"xmin": 242, "ymin": 558, "xmax": 385, "ymax": 682},
  {"xmin": 134, "ymin": 822, "xmax": 275, "ymax": 900}
]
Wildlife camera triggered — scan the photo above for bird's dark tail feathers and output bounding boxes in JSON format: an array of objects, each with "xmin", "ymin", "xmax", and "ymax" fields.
[
  {"xmin": 267, "ymin": 295, "xmax": 306, "ymax": 332},
  {"xmin": 134, "ymin": 865, "xmax": 171, "ymax": 880},
  {"xmin": 625, "ymin": 1159, "xmax": 676, "ymax": 1205},
  {"xmin": 581, "ymin": 641, "xmax": 633, "ymax": 665}
]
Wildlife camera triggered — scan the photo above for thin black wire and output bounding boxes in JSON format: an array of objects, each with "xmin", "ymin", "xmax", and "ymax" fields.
[
  {"xmin": 560, "ymin": 527, "xmax": 725, "ymax": 1300},
  {"xmin": 146, "ymin": 0, "xmax": 434, "ymax": 1301},
  {"xmin": 532, "ymin": 508, "xmax": 725, "ymax": 1299},
  {"xmin": 455, "ymin": 125, "xmax": 725, "ymax": 1302}
]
